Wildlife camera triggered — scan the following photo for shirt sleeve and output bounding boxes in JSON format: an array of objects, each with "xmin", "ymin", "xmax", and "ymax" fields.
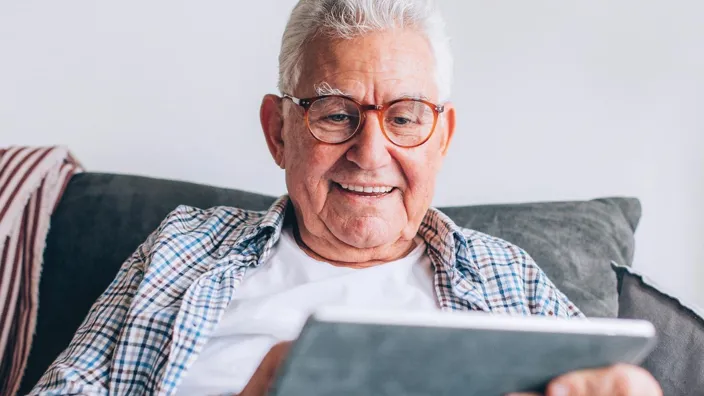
[
  {"xmin": 521, "ymin": 250, "xmax": 584, "ymax": 318},
  {"xmin": 28, "ymin": 231, "xmax": 156, "ymax": 395}
]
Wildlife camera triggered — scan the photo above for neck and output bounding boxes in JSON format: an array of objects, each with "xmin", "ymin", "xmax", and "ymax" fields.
[{"xmin": 291, "ymin": 223, "xmax": 420, "ymax": 269}]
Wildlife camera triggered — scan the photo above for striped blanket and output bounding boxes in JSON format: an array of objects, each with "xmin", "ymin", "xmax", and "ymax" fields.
[{"xmin": 0, "ymin": 146, "xmax": 82, "ymax": 396}]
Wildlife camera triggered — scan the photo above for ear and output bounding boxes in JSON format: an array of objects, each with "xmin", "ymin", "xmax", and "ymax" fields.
[
  {"xmin": 260, "ymin": 94, "xmax": 285, "ymax": 169},
  {"xmin": 439, "ymin": 102, "xmax": 456, "ymax": 156}
]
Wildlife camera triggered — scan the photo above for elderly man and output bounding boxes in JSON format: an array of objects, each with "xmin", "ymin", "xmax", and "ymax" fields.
[{"xmin": 31, "ymin": 1, "xmax": 661, "ymax": 395}]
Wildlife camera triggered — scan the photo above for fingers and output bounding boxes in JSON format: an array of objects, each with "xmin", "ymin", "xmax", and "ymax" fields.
[
  {"xmin": 547, "ymin": 364, "xmax": 662, "ymax": 396},
  {"xmin": 506, "ymin": 364, "xmax": 662, "ymax": 396}
]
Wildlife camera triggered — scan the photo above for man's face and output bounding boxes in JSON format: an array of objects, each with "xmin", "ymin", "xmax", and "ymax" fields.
[{"xmin": 266, "ymin": 29, "xmax": 455, "ymax": 253}]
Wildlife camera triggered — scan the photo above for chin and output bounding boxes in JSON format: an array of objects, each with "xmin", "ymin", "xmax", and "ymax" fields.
[{"xmin": 332, "ymin": 217, "xmax": 399, "ymax": 249}]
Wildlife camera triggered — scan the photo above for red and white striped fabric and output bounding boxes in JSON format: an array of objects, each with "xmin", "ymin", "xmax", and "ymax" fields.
[{"xmin": 0, "ymin": 146, "xmax": 82, "ymax": 396}]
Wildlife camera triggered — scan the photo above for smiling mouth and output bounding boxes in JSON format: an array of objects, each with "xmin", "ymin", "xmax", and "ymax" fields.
[{"xmin": 335, "ymin": 182, "xmax": 396, "ymax": 197}]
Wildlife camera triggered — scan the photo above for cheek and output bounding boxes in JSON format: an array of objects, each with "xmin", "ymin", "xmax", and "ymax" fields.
[
  {"xmin": 291, "ymin": 144, "xmax": 342, "ymax": 184},
  {"xmin": 284, "ymin": 128, "xmax": 345, "ymax": 204},
  {"xmin": 399, "ymin": 149, "xmax": 441, "ymax": 193},
  {"xmin": 396, "ymin": 149, "xmax": 442, "ymax": 215}
]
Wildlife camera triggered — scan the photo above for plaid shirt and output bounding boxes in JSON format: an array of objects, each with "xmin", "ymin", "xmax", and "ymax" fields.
[{"xmin": 31, "ymin": 196, "xmax": 582, "ymax": 396}]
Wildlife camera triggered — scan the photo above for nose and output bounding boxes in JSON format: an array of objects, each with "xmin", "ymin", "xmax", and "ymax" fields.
[{"xmin": 345, "ymin": 111, "xmax": 393, "ymax": 170}]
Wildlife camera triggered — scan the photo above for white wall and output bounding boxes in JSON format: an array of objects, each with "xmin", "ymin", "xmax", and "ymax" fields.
[{"xmin": 2, "ymin": 1, "xmax": 703, "ymax": 306}]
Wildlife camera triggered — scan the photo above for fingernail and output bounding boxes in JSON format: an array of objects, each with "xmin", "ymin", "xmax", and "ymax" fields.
[{"xmin": 550, "ymin": 383, "xmax": 570, "ymax": 396}]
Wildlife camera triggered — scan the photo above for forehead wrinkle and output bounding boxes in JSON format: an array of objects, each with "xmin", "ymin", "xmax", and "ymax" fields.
[{"xmin": 313, "ymin": 56, "xmax": 416, "ymax": 82}]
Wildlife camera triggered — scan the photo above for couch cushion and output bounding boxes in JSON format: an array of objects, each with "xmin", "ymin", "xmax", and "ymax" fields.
[
  {"xmin": 19, "ymin": 173, "xmax": 641, "ymax": 393},
  {"xmin": 613, "ymin": 262, "xmax": 704, "ymax": 396}
]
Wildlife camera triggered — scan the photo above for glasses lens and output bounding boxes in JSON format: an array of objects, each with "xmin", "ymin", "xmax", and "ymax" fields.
[
  {"xmin": 307, "ymin": 96, "xmax": 361, "ymax": 143},
  {"xmin": 384, "ymin": 100, "xmax": 436, "ymax": 147}
]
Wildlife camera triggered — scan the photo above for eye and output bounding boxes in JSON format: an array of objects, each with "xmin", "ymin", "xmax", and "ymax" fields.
[
  {"xmin": 326, "ymin": 114, "xmax": 352, "ymax": 123},
  {"xmin": 387, "ymin": 115, "xmax": 419, "ymax": 127},
  {"xmin": 392, "ymin": 117, "xmax": 412, "ymax": 125}
]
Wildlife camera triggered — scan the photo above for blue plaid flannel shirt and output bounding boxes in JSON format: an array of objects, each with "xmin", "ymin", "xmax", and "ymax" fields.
[{"xmin": 31, "ymin": 196, "xmax": 582, "ymax": 395}]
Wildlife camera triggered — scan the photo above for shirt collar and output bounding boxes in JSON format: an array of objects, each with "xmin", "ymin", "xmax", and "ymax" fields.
[
  {"xmin": 217, "ymin": 195, "xmax": 288, "ymax": 266},
  {"xmin": 418, "ymin": 206, "xmax": 470, "ymax": 271}
]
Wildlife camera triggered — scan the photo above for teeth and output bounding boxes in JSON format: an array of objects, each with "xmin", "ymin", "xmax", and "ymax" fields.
[{"xmin": 338, "ymin": 183, "xmax": 393, "ymax": 194}]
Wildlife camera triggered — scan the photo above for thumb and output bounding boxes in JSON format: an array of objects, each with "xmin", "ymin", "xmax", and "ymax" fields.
[
  {"xmin": 260, "ymin": 342, "xmax": 293, "ymax": 387},
  {"xmin": 239, "ymin": 341, "xmax": 293, "ymax": 396}
]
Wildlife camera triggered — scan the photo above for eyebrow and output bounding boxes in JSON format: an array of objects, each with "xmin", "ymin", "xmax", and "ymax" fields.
[
  {"xmin": 313, "ymin": 83, "xmax": 431, "ymax": 102},
  {"xmin": 314, "ymin": 82, "xmax": 348, "ymax": 96},
  {"xmin": 397, "ymin": 93, "xmax": 431, "ymax": 101}
]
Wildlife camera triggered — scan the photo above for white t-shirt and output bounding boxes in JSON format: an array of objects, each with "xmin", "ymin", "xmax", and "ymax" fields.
[{"xmin": 176, "ymin": 227, "xmax": 439, "ymax": 396}]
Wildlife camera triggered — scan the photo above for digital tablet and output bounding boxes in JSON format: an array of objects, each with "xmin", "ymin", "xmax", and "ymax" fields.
[{"xmin": 271, "ymin": 308, "xmax": 656, "ymax": 396}]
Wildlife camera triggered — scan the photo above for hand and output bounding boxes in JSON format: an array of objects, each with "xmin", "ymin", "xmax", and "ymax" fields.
[
  {"xmin": 507, "ymin": 364, "xmax": 662, "ymax": 396},
  {"xmin": 238, "ymin": 342, "xmax": 292, "ymax": 396}
]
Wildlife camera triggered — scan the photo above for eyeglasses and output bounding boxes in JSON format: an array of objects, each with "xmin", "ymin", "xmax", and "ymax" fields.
[{"xmin": 282, "ymin": 94, "xmax": 445, "ymax": 148}]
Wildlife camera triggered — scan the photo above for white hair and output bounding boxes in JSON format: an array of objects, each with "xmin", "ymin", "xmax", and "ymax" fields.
[{"xmin": 278, "ymin": 0, "xmax": 454, "ymax": 101}]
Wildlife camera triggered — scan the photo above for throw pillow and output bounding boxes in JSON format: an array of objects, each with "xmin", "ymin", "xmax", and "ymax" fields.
[{"xmin": 613, "ymin": 262, "xmax": 704, "ymax": 396}]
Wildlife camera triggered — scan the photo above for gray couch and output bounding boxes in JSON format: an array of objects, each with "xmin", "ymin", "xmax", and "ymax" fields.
[{"xmin": 18, "ymin": 173, "xmax": 704, "ymax": 395}]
